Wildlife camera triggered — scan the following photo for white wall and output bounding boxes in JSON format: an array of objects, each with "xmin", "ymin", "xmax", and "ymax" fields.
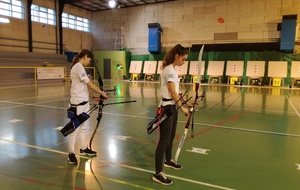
[
  {"xmin": 91, "ymin": 0, "xmax": 300, "ymax": 54},
  {"xmin": 1, "ymin": 0, "xmax": 299, "ymax": 55}
]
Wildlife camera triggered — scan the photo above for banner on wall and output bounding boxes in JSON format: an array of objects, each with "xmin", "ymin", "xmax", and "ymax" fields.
[{"xmin": 37, "ymin": 67, "xmax": 65, "ymax": 79}]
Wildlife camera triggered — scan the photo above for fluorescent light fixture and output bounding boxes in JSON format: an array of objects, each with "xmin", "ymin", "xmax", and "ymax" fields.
[
  {"xmin": 0, "ymin": 17, "xmax": 10, "ymax": 23},
  {"xmin": 109, "ymin": 0, "xmax": 116, "ymax": 8}
]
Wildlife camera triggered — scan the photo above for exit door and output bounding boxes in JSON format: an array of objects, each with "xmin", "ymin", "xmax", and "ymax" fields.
[{"xmin": 103, "ymin": 59, "xmax": 111, "ymax": 79}]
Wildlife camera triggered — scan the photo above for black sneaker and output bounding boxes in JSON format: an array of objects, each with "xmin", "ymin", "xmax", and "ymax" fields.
[
  {"xmin": 80, "ymin": 148, "xmax": 97, "ymax": 156},
  {"xmin": 152, "ymin": 172, "xmax": 173, "ymax": 185},
  {"xmin": 68, "ymin": 153, "xmax": 78, "ymax": 165},
  {"xmin": 164, "ymin": 160, "xmax": 182, "ymax": 170}
]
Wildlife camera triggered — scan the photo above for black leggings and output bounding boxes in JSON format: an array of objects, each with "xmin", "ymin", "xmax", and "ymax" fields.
[{"xmin": 155, "ymin": 105, "xmax": 178, "ymax": 173}]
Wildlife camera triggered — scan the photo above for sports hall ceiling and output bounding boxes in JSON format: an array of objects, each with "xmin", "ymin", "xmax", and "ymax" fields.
[{"xmin": 64, "ymin": 0, "xmax": 178, "ymax": 12}]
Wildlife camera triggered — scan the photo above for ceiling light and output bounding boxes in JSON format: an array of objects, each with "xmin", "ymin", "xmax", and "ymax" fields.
[
  {"xmin": 0, "ymin": 17, "xmax": 10, "ymax": 23},
  {"xmin": 109, "ymin": 0, "xmax": 116, "ymax": 8}
]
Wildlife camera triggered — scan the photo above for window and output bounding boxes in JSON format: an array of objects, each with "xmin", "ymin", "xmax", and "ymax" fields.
[
  {"xmin": 0, "ymin": 1, "xmax": 90, "ymax": 32},
  {"xmin": 62, "ymin": 13, "xmax": 90, "ymax": 32},
  {"xmin": 31, "ymin": 4, "xmax": 56, "ymax": 25},
  {"xmin": 0, "ymin": 0, "xmax": 25, "ymax": 19}
]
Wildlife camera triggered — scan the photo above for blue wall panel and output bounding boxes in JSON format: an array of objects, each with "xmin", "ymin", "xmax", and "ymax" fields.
[
  {"xmin": 280, "ymin": 15, "xmax": 297, "ymax": 52},
  {"xmin": 148, "ymin": 23, "xmax": 162, "ymax": 54}
]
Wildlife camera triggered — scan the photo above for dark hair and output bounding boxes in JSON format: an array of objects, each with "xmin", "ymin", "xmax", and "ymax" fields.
[
  {"xmin": 162, "ymin": 44, "xmax": 188, "ymax": 69},
  {"xmin": 71, "ymin": 49, "xmax": 93, "ymax": 68},
  {"xmin": 78, "ymin": 49, "xmax": 93, "ymax": 60}
]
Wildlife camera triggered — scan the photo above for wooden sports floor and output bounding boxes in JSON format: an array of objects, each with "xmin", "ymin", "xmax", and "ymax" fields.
[{"xmin": 1, "ymin": 80, "xmax": 300, "ymax": 190}]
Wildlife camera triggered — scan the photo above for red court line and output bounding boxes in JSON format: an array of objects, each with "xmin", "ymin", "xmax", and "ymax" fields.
[
  {"xmin": 183, "ymin": 105, "xmax": 260, "ymax": 141},
  {"xmin": 120, "ymin": 106, "xmax": 259, "ymax": 165}
]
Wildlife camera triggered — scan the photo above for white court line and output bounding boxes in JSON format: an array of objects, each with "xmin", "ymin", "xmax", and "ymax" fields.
[
  {"xmin": 87, "ymin": 111, "xmax": 300, "ymax": 138},
  {"xmin": 0, "ymin": 100, "xmax": 67, "ymax": 110},
  {"xmin": 50, "ymin": 110, "xmax": 152, "ymax": 149},
  {"xmin": 2, "ymin": 99, "xmax": 297, "ymax": 139},
  {"xmin": 0, "ymin": 97, "xmax": 138, "ymax": 110},
  {"xmin": 208, "ymin": 104, "xmax": 298, "ymax": 115},
  {"xmin": 188, "ymin": 122, "xmax": 300, "ymax": 138},
  {"xmin": 85, "ymin": 110, "xmax": 152, "ymax": 139},
  {"xmin": 285, "ymin": 95, "xmax": 300, "ymax": 118},
  {"xmin": 0, "ymin": 92, "xmax": 70, "ymax": 102},
  {"xmin": 0, "ymin": 137, "xmax": 235, "ymax": 190}
]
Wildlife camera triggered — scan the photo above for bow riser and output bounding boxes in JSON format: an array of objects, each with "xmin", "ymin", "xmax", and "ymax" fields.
[{"xmin": 89, "ymin": 61, "xmax": 104, "ymax": 150}]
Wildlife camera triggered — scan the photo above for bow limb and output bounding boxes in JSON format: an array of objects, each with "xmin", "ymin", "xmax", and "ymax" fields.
[
  {"xmin": 194, "ymin": 45, "xmax": 204, "ymax": 100},
  {"xmin": 191, "ymin": 45, "xmax": 204, "ymax": 137},
  {"xmin": 89, "ymin": 61, "xmax": 104, "ymax": 150},
  {"xmin": 174, "ymin": 45, "xmax": 205, "ymax": 163},
  {"xmin": 174, "ymin": 95, "xmax": 194, "ymax": 163},
  {"xmin": 94, "ymin": 61, "xmax": 104, "ymax": 91},
  {"xmin": 174, "ymin": 112, "xmax": 192, "ymax": 163},
  {"xmin": 93, "ymin": 61, "xmax": 105, "ymax": 121}
]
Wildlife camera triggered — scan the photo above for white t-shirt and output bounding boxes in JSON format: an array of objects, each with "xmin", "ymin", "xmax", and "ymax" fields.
[
  {"xmin": 70, "ymin": 62, "xmax": 90, "ymax": 104},
  {"xmin": 160, "ymin": 64, "xmax": 179, "ymax": 106}
]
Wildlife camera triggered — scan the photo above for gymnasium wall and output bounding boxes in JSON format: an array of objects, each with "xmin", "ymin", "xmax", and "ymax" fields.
[
  {"xmin": 0, "ymin": 0, "xmax": 92, "ymax": 54},
  {"xmin": 93, "ymin": 50, "xmax": 127, "ymax": 80},
  {"xmin": 130, "ymin": 51, "xmax": 300, "ymax": 86},
  {"xmin": 91, "ymin": 0, "xmax": 300, "ymax": 55}
]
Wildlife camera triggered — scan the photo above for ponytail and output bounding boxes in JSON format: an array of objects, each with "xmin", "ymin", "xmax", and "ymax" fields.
[
  {"xmin": 70, "ymin": 49, "xmax": 93, "ymax": 69},
  {"xmin": 162, "ymin": 44, "xmax": 188, "ymax": 69},
  {"xmin": 71, "ymin": 55, "xmax": 79, "ymax": 69}
]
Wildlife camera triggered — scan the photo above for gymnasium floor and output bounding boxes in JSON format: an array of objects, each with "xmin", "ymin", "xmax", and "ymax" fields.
[{"xmin": 1, "ymin": 80, "xmax": 300, "ymax": 190}]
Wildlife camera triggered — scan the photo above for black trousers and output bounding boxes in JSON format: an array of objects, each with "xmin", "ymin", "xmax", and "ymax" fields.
[{"xmin": 155, "ymin": 104, "xmax": 178, "ymax": 173}]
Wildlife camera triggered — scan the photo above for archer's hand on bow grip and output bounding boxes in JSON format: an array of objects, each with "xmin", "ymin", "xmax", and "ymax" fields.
[
  {"xmin": 184, "ymin": 104, "xmax": 196, "ymax": 116},
  {"xmin": 179, "ymin": 106, "xmax": 189, "ymax": 116},
  {"xmin": 101, "ymin": 92, "xmax": 108, "ymax": 100},
  {"xmin": 92, "ymin": 93, "xmax": 108, "ymax": 102}
]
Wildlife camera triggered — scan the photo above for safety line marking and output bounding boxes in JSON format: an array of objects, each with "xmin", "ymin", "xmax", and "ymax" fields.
[
  {"xmin": 8, "ymin": 119, "xmax": 23, "ymax": 123},
  {"xmin": 0, "ymin": 137, "xmax": 235, "ymax": 190},
  {"xmin": 285, "ymin": 95, "xmax": 300, "ymax": 118},
  {"xmin": 111, "ymin": 135, "xmax": 132, "ymax": 141},
  {"xmin": 187, "ymin": 147, "xmax": 210, "ymax": 155}
]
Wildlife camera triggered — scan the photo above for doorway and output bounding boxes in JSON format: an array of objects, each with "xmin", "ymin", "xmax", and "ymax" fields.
[{"xmin": 103, "ymin": 58, "xmax": 111, "ymax": 79}]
